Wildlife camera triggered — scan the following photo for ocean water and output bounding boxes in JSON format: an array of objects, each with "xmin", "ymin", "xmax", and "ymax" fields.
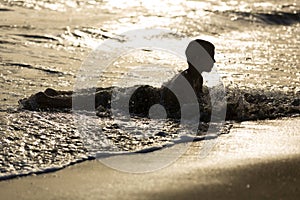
[{"xmin": 0, "ymin": 0, "xmax": 299, "ymax": 178}]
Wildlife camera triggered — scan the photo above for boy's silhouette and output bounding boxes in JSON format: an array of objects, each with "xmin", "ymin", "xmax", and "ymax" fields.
[{"xmin": 20, "ymin": 39, "xmax": 216, "ymax": 121}]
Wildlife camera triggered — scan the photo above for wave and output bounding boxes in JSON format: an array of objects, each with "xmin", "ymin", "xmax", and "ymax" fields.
[
  {"xmin": 0, "ymin": 8, "xmax": 13, "ymax": 12},
  {"xmin": 2, "ymin": 62, "xmax": 71, "ymax": 75},
  {"xmin": 218, "ymin": 10, "xmax": 300, "ymax": 25},
  {"xmin": 19, "ymin": 86, "xmax": 300, "ymax": 121},
  {"xmin": 0, "ymin": 108, "xmax": 232, "ymax": 181},
  {"xmin": 0, "ymin": 156, "xmax": 94, "ymax": 181}
]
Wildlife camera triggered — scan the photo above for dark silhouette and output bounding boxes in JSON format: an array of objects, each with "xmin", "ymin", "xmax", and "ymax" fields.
[
  {"xmin": 129, "ymin": 39, "xmax": 215, "ymax": 119},
  {"xmin": 19, "ymin": 39, "xmax": 216, "ymax": 121}
]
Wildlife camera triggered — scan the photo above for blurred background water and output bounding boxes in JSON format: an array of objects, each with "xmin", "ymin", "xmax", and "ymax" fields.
[{"xmin": 0, "ymin": 0, "xmax": 299, "ymax": 178}]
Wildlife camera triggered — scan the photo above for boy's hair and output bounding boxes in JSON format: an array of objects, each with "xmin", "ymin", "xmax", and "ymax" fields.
[{"xmin": 185, "ymin": 39, "xmax": 215, "ymax": 62}]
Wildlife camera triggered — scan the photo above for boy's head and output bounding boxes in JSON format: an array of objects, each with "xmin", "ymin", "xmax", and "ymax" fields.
[{"xmin": 185, "ymin": 39, "xmax": 215, "ymax": 72}]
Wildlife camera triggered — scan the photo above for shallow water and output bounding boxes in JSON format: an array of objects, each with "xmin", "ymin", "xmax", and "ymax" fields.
[{"xmin": 0, "ymin": 0, "xmax": 299, "ymax": 178}]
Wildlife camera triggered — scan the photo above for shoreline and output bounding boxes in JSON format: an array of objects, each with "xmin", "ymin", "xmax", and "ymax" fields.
[
  {"xmin": 0, "ymin": 117, "xmax": 299, "ymax": 199},
  {"xmin": 1, "ymin": 114, "xmax": 298, "ymax": 181},
  {"xmin": 0, "ymin": 117, "xmax": 231, "ymax": 181}
]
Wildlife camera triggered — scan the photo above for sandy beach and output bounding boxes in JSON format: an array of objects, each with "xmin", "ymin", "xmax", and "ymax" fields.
[
  {"xmin": 1, "ymin": 117, "xmax": 299, "ymax": 200},
  {"xmin": 1, "ymin": 0, "xmax": 299, "ymax": 199}
]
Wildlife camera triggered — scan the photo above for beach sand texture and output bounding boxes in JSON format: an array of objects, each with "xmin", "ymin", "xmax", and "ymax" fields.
[
  {"xmin": 0, "ymin": 117, "xmax": 300, "ymax": 200},
  {"xmin": 0, "ymin": 0, "xmax": 299, "ymax": 199}
]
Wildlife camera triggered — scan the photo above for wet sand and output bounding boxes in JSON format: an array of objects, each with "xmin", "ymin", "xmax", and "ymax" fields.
[{"xmin": 1, "ymin": 117, "xmax": 299, "ymax": 200}]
